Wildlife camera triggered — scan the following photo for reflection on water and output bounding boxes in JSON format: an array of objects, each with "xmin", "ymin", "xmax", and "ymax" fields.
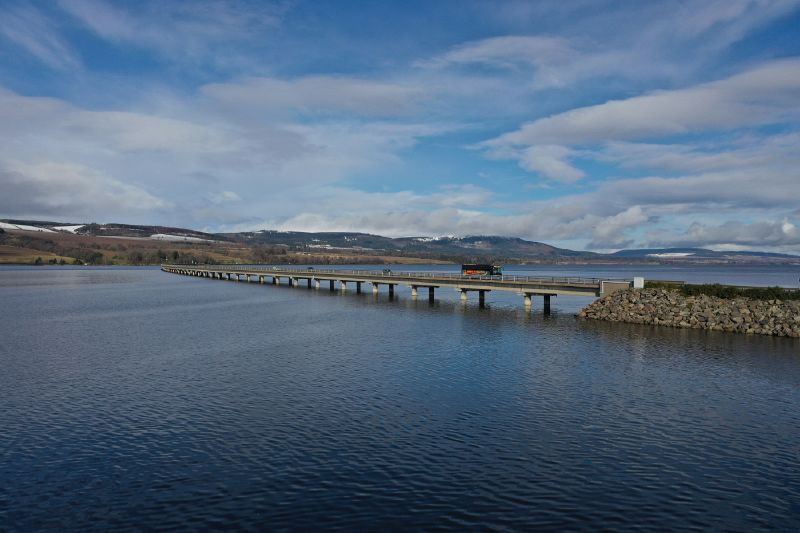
[{"xmin": 1, "ymin": 266, "xmax": 799, "ymax": 532}]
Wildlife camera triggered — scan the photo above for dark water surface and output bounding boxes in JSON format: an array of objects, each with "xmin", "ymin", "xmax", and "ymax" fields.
[{"xmin": 2, "ymin": 266, "xmax": 799, "ymax": 531}]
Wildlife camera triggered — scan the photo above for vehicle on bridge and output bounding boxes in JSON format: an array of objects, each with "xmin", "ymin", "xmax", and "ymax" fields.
[{"xmin": 461, "ymin": 264, "xmax": 503, "ymax": 276}]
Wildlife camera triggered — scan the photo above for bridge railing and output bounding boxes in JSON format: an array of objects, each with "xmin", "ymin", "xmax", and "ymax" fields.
[{"xmin": 161, "ymin": 264, "xmax": 625, "ymax": 287}]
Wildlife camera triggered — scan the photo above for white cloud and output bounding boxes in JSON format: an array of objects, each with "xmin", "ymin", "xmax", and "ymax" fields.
[
  {"xmin": 0, "ymin": 160, "xmax": 169, "ymax": 219},
  {"xmin": 0, "ymin": 84, "xmax": 452, "ymax": 226},
  {"xmin": 208, "ymin": 190, "xmax": 242, "ymax": 204},
  {"xmin": 648, "ymin": 218, "xmax": 800, "ymax": 248},
  {"xmin": 483, "ymin": 59, "xmax": 800, "ymax": 148},
  {"xmin": 417, "ymin": 35, "xmax": 574, "ymax": 70},
  {"xmin": 588, "ymin": 206, "xmax": 649, "ymax": 249},
  {"xmin": 58, "ymin": 0, "xmax": 282, "ymax": 64},
  {"xmin": 202, "ymin": 76, "xmax": 423, "ymax": 117},
  {"xmin": 0, "ymin": 5, "xmax": 81, "ymax": 70},
  {"xmin": 518, "ymin": 145, "xmax": 585, "ymax": 182}
]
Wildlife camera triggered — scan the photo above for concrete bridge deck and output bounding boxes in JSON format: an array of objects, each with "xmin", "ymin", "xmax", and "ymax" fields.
[{"xmin": 161, "ymin": 264, "xmax": 637, "ymax": 311}]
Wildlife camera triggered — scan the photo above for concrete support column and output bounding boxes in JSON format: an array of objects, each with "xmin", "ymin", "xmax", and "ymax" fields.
[
  {"xmin": 543, "ymin": 294, "xmax": 552, "ymax": 315},
  {"xmin": 524, "ymin": 293, "xmax": 532, "ymax": 309},
  {"xmin": 478, "ymin": 290, "xmax": 486, "ymax": 308},
  {"xmin": 259, "ymin": 275, "xmax": 264, "ymax": 284},
  {"xmin": 411, "ymin": 286, "xmax": 418, "ymax": 298},
  {"xmin": 329, "ymin": 280, "xmax": 335, "ymax": 291},
  {"xmin": 273, "ymin": 276, "xmax": 278, "ymax": 285},
  {"xmin": 315, "ymin": 279, "xmax": 321, "ymax": 289},
  {"xmin": 227, "ymin": 273, "xmax": 232, "ymax": 280},
  {"xmin": 248, "ymin": 275, "xmax": 253, "ymax": 282},
  {"xmin": 428, "ymin": 287, "xmax": 435, "ymax": 303},
  {"xmin": 289, "ymin": 277, "xmax": 295, "ymax": 287},
  {"xmin": 307, "ymin": 278, "xmax": 312, "ymax": 288},
  {"xmin": 356, "ymin": 281, "xmax": 362, "ymax": 294},
  {"xmin": 460, "ymin": 289, "xmax": 468, "ymax": 302},
  {"xmin": 388, "ymin": 284, "xmax": 395, "ymax": 298},
  {"xmin": 340, "ymin": 281, "xmax": 347, "ymax": 291},
  {"xmin": 372, "ymin": 283, "xmax": 379, "ymax": 294}
]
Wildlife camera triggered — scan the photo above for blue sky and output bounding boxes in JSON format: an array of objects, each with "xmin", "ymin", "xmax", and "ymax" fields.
[{"xmin": 1, "ymin": 0, "xmax": 800, "ymax": 251}]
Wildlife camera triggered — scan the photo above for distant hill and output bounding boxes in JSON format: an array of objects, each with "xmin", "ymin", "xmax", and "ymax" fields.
[
  {"xmin": 2, "ymin": 218, "xmax": 799, "ymax": 265},
  {"xmin": 611, "ymin": 247, "xmax": 799, "ymax": 260},
  {"xmin": 230, "ymin": 231, "xmax": 592, "ymax": 261}
]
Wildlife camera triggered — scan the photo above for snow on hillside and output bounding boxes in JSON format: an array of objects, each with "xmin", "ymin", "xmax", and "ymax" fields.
[
  {"xmin": 646, "ymin": 252, "xmax": 695, "ymax": 258},
  {"xmin": 150, "ymin": 234, "xmax": 210, "ymax": 243},
  {"xmin": 53, "ymin": 225, "xmax": 85, "ymax": 233},
  {"xmin": 0, "ymin": 222, "xmax": 55, "ymax": 232}
]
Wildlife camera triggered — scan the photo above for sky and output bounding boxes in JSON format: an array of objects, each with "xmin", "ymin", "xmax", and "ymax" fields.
[{"xmin": 1, "ymin": 0, "xmax": 800, "ymax": 252}]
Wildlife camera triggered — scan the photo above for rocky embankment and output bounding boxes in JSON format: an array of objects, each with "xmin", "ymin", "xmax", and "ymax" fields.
[{"xmin": 578, "ymin": 288, "xmax": 800, "ymax": 338}]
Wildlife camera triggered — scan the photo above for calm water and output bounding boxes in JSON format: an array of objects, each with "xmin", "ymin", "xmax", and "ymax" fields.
[{"xmin": 1, "ymin": 265, "xmax": 799, "ymax": 532}]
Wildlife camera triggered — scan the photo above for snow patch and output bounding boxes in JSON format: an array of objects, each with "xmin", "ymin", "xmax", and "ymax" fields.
[
  {"xmin": 0, "ymin": 222, "xmax": 55, "ymax": 232},
  {"xmin": 646, "ymin": 252, "xmax": 696, "ymax": 258},
  {"xmin": 414, "ymin": 235, "xmax": 457, "ymax": 242},
  {"xmin": 150, "ymin": 234, "xmax": 209, "ymax": 243},
  {"xmin": 53, "ymin": 225, "xmax": 85, "ymax": 233}
]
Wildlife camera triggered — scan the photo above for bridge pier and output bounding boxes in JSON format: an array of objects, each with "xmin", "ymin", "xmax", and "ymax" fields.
[
  {"xmin": 307, "ymin": 278, "xmax": 312, "ymax": 289},
  {"xmin": 329, "ymin": 280, "xmax": 335, "ymax": 291},
  {"xmin": 315, "ymin": 279, "xmax": 320, "ymax": 289},
  {"xmin": 273, "ymin": 276, "xmax": 278, "ymax": 285},
  {"xmin": 524, "ymin": 293, "xmax": 532, "ymax": 309},
  {"xmin": 340, "ymin": 281, "xmax": 347, "ymax": 291},
  {"xmin": 372, "ymin": 283, "xmax": 379, "ymax": 294},
  {"xmin": 479, "ymin": 290, "xmax": 486, "ymax": 308},
  {"xmin": 428, "ymin": 287, "xmax": 435, "ymax": 303},
  {"xmin": 288, "ymin": 277, "xmax": 294, "ymax": 287},
  {"xmin": 543, "ymin": 294, "xmax": 552, "ymax": 315},
  {"xmin": 460, "ymin": 289, "xmax": 468, "ymax": 302},
  {"xmin": 411, "ymin": 286, "xmax": 418, "ymax": 298},
  {"xmin": 388, "ymin": 284, "xmax": 395, "ymax": 298},
  {"xmin": 356, "ymin": 281, "xmax": 362, "ymax": 294}
]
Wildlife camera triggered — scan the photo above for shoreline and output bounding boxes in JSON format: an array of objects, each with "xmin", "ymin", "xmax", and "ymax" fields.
[{"xmin": 579, "ymin": 288, "xmax": 800, "ymax": 338}]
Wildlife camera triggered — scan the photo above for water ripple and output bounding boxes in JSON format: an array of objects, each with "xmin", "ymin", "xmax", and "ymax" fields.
[{"xmin": 1, "ymin": 267, "xmax": 799, "ymax": 531}]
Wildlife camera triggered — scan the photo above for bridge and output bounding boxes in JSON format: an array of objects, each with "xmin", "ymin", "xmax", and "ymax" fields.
[{"xmin": 161, "ymin": 264, "xmax": 639, "ymax": 312}]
